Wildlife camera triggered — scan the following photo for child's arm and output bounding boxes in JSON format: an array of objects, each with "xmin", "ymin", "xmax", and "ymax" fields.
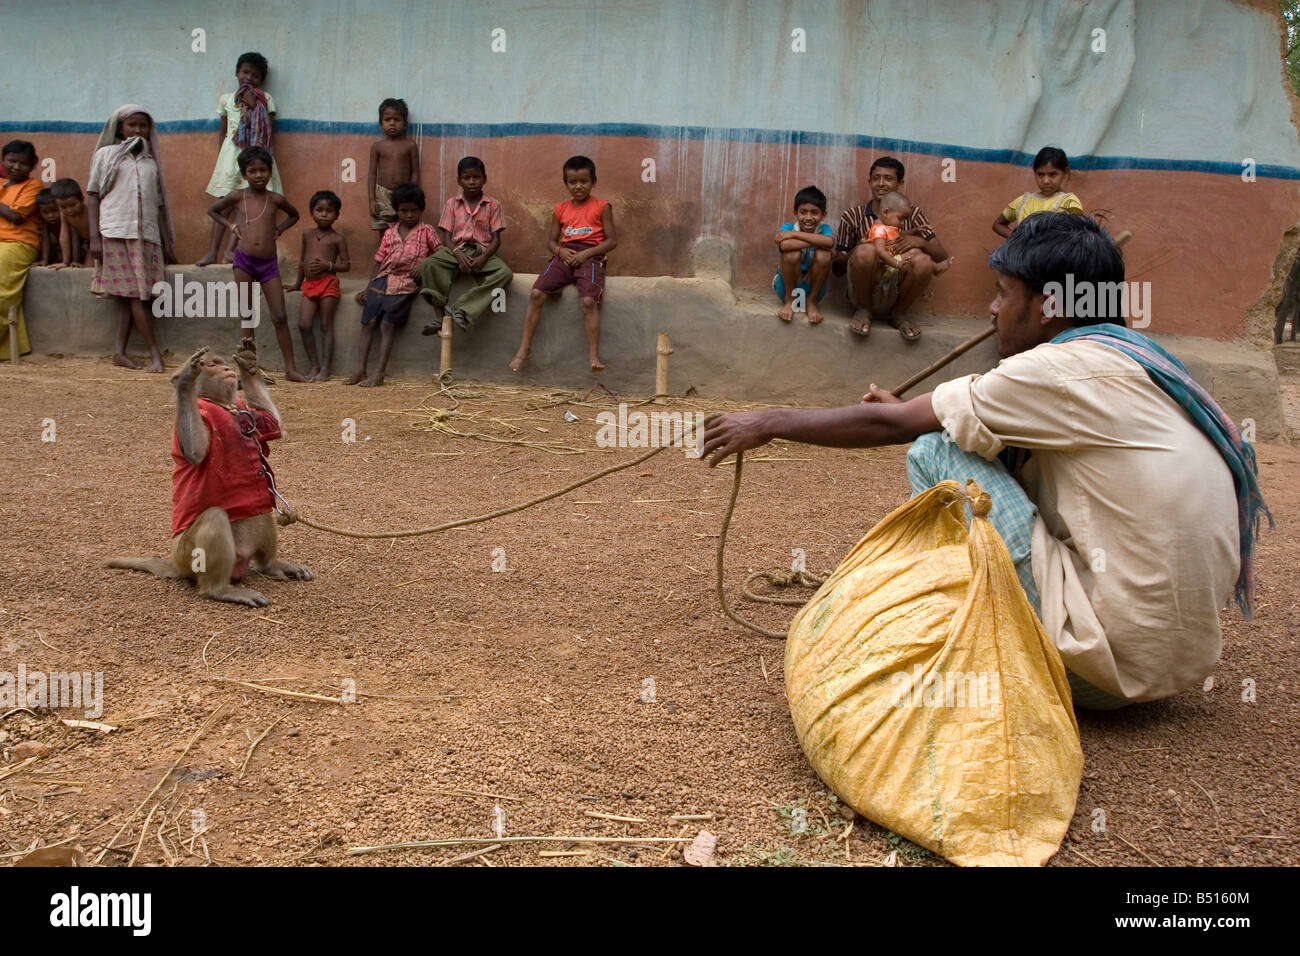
[
  {"xmin": 274, "ymin": 195, "xmax": 300, "ymax": 237},
  {"xmin": 331, "ymin": 234, "xmax": 350, "ymax": 275},
  {"xmin": 0, "ymin": 200, "xmax": 23, "ymax": 224},
  {"xmin": 36, "ymin": 224, "xmax": 51, "ymax": 266},
  {"xmin": 777, "ymin": 229, "xmax": 834, "ymax": 251},
  {"xmin": 992, "ymin": 213, "xmax": 1014, "ymax": 238},
  {"xmin": 367, "ymin": 142, "xmax": 379, "ymax": 220},
  {"xmin": 54, "ymin": 217, "xmax": 74, "ymax": 268},
  {"xmin": 571, "ymin": 206, "xmax": 617, "ymax": 265},
  {"xmin": 406, "ymin": 139, "xmax": 420, "ymax": 187},
  {"xmin": 286, "ymin": 231, "xmax": 307, "ymax": 292},
  {"xmin": 86, "ymin": 192, "xmax": 102, "ymax": 259},
  {"xmin": 471, "ymin": 229, "xmax": 503, "ymax": 270},
  {"xmin": 548, "ymin": 214, "xmax": 569, "ymax": 262},
  {"xmin": 206, "ymin": 192, "xmax": 242, "ymax": 239}
]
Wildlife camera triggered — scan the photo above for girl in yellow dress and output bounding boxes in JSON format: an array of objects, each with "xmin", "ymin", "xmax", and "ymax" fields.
[{"xmin": 993, "ymin": 146, "xmax": 1084, "ymax": 238}]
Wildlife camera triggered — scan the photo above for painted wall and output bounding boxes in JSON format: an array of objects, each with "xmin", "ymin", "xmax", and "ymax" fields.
[{"xmin": 6, "ymin": 0, "xmax": 1300, "ymax": 339}]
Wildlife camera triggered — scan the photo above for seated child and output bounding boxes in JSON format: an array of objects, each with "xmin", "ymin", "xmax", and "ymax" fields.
[
  {"xmin": 419, "ymin": 155, "xmax": 512, "ymax": 334},
  {"xmin": 510, "ymin": 155, "xmax": 617, "ymax": 373},
  {"xmin": 993, "ymin": 146, "xmax": 1084, "ymax": 238},
  {"xmin": 34, "ymin": 189, "xmax": 62, "ymax": 266},
  {"xmin": 50, "ymin": 178, "xmax": 92, "ymax": 268},
  {"xmin": 867, "ymin": 191, "xmax": 952, "ymax": 277},
  {"xmin": 205, "ymin": 145, "xmax": 305, "ymax": 381},
  {"xmin": 286, "ymin": 190, "xmax": 349, "ymax": 382},
  {"xmin": 368, "ymin": 98, "xmax": 420, "ymax": 236},
  {"xmin": 349, "ymin": 182, "xmax": 439, "ymax": 387},
  {"xmin": 773, "ymin": 185, "xmax": 834, "ymax": 324}
]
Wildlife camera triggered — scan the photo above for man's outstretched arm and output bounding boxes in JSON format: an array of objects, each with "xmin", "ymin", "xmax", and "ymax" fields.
[{"xmin": 701, "ymin": 390, "xmax": 941, "ymax": 466}]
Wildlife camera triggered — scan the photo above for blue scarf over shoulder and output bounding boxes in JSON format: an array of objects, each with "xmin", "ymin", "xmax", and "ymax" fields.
[{"xmin": 1052, "ymin": 324, "xmax": 1272, "ymax": 617}]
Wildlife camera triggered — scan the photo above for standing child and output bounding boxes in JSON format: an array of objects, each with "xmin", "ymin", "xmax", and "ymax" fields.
[
  {"xmin": 510, "ymin": 155, "xmax": 617, "ymax": 373},
  {"xmin": 349, "ymin": 183, "xmax": 439, "ymax": 387},
  {"xmin": 86, "ymin": 106, "xmax": 177, "ymax": 372},
  {"xmin": 367, "ymin": 99, "xmax": 420, "ymax": 239},
  {"xmin": 993, "ymin": 146, "xmax": 1084, "ymax": 238},
  {"xmin": 34, "ymin": 190, "xmax": 62, "ymax": 266},
  {"xmin": 285, "ymin": 190, "xmax": 350, "ymax": 381},
  {"xmin": 418, "ymin": 156, "xmax": 512, "ymax": 334},
  {"xmin": 773, "ymin": 185, "xmax": 834, "ymax": 324},
  {"xmin": 0, "ymin": 140, "xmax": 42, "ymax": 361},
  {"xmin": 50, "ymin": 179, "xmax": 92, "ymax": 268},
  {"xmin": 197, "ymin": 52, "xmax": 283, "ymax": 266},
  {"xmin": 205, "ymin": 146, "xmax": 303, "ymax": 381}
]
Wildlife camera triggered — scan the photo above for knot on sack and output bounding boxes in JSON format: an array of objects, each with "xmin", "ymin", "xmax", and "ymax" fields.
[{"xmin": 963, "ymin": 480, "xmax": 992, "ymax": 518}]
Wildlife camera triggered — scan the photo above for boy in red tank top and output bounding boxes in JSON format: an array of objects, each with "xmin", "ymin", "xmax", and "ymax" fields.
[{"xmin": 510, "ymin": 155, "xmax": 618, "ymax": 372}]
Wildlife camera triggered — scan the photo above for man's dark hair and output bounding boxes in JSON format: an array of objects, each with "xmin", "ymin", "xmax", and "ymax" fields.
[
  {"xmin": 1, "ymin": 140, "xmax": 36, "ymax": 161},
  {"xmin": 458, "ymin": 156, "xmax": 486, "ymax": 177},
  {"xmin": 988, "ymin": 212, "xmax": 1127, "ymax": 326},
  {"xmin": 793, "ymin": 185, "xmax": 827, "ymax": 213},
  {"xmin": 378, "ymin": 98, "xmax": 408, "ymax": 121},
  {"xmin": 869, "ymin": 156, "xmax": 906, "ymax": 181},
  {"xmin": 562, "ymin": 155, "xmax": 597, "ymax": 180},
  {"xmin": 309, "ymin": 190, "xmax": 341, "ymax": 213},
  {"xmin": 390, "ymin": 182, "xmax": 425, "ymax": 210},
  {"xmin": 237, "ymin": 145, "xmax": 273, "ymax": 174},
  {"xmin": 237, "ymin": 52, "xmax": 269, "ymax": 81},
  {"xmin": 51, "ymin": 178, "xmax": 83, "ymax": 200}
]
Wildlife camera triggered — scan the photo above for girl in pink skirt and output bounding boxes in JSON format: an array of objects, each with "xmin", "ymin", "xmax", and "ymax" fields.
[{"xmin": 87, "ymin": 104, "xmax": 176, "ymax": 372}]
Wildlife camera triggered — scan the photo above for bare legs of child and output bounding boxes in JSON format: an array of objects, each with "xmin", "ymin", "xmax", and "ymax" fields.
[
  {"xmin": 113, "ymin": 296, "xmax": 164, "ymax": 373},
  {"xmin": 777, "ymin": 249, "xmax": 831, "ymax": 325},
  {"xmin": 234, "ymin": 269, "xmax": 307, "ymax": 382},
  {"xmin": 510, "ymin": 288, "xmax": 604, "ymax": 372},
  {"xmin": 195, "ymin": 220, "xmax": 238, "ymax": 268},
  {"xmin": 298, "ymin": 296, "xmax": 338, "ymax": 382},
  {"xmin": 347, "ymin": 317, "xmax": 396, "ymax": 387}
]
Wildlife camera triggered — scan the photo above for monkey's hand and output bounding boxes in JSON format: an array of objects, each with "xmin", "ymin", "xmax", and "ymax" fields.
[
  {"xmin": 174, "ymin": 347, "xmax": 209, "ymax": 392},
  {"xmin": 234, "ymin": 337, "xmax": 259, "ymax": 377}
]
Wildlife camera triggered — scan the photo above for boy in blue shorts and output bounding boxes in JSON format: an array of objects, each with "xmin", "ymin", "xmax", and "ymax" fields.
[{"xmin": 774, "ymin": 185, "xmax": 834, "ymax": 324}]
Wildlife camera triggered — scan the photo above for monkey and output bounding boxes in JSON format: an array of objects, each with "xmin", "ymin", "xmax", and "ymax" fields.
[{"xmin": 106, "ymin": 339, "xmax": 312, "ymax": 606}]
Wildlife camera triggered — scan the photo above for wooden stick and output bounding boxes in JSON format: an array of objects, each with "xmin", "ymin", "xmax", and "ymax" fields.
[
  {"xmin": 654, "ymin": 332, "xmax": 672, "ymax": 403},
  {"xmin": 439, "ymin": 320, "xmax": 453, "ymax": 376},
  {"xmin": 893, "ymin": 230, "xmax": 1132, "ymax": 398},
  {"xmin": 211, "ymin": 677, "xmax": 345, "ymax": 705},
  {"xmin": 8, "ymin": 306, "xmax": 19, "ymax": 366}
]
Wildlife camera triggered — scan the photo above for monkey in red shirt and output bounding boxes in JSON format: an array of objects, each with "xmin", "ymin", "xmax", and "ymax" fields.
[{"xmin": 107, "ymin": 340, "xmax": 312, "ymax": 606}]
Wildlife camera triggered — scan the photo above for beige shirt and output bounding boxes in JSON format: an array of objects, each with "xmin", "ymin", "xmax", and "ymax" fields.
[
  {"xmin": 87, "ymin": 145, "xmax": 162, "ymax": 243},
  {"xmin": 930, "ymin": 340, "xmax": 1239, "ymax": 702}
]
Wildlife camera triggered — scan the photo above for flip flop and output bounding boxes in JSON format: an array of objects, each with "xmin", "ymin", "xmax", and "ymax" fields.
[
  {"xmin": 850, "ymin": 317, "xmax": 871, "ymax": 337},
  {"xmin": 897, "ymin": 319, "xmax": 922, "ymax": 342}
]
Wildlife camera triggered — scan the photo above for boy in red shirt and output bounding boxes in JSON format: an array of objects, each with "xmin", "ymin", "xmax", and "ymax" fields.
[{"xmin": 510, "ymin": 155, "xmax": 617, "ymax": 372}]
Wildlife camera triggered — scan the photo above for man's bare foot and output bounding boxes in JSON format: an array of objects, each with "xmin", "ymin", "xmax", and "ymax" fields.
[
  {"xmin": 807, "ymin": 303, "xmax": 824, "ymax": 325},
  {"xmin": 313, "ymin": 368, "xmax": 330, "ymax": 382},
  {"xmin": 284, "ymin": 368, "xmax": 309, "ymax": 382},
  {"xmin": 360, "ymin": 374, "xmax": 384, "ymax": 387},
  {"xmin": 306, "ymin": 365, "xmax": 320, "ymax": 381},
  {"xmin": 345, "ymin": 371, "xmax": 366, "ymax": 385},
  {"xmin": 195, "ymin": 253, "xmax": 216, "ymax": 268},
  {"xmin": 590, "ymin": 356, "xmax": 605, "ymax": 372},
  {"xmin": 113, "ymin": 352, "xmax": 142, "ymax": 370},
  {"xmin": 508, "ymin": 349, "xmax": 531, "ymax": 372},
  {"xmin": 147, "ymin": 352, "xmax": 165, "ymax": 373},
  {"xmin": 933, "ymin": 256, "xmax": 953, "ymax": 275},
  {"xmin": 777, "ymin": 302, "xmax": 795, "ymax": 322}
]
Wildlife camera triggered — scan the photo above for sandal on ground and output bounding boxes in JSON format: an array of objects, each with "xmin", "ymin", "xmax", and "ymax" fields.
[
  {"xmin": 896, "ymin": 318, "xmax": 922, "ymax": 342},
  {"xmin": 850, "ymin": 317, "xmax": 871, "ymax": 337}
]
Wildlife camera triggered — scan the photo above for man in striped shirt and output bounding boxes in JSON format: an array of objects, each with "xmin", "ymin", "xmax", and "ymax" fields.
[{"xmin": 832, "ymin": 157, "xmax": 950, "ymax": 341}]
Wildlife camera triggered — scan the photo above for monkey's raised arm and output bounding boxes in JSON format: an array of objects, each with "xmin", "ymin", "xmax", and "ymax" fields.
[
  {"xmin": 234, "ymin": 338, "xmax": 283, "ymax": 430},
  {"xmin": 174, "ymin": 347, "xmax": 211, "ymax": 466}
]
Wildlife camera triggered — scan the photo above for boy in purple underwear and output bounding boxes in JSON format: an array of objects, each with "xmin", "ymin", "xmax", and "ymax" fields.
[{"xmin": 206, "ymin": 145, "xmax": 305, "ymax": 381}]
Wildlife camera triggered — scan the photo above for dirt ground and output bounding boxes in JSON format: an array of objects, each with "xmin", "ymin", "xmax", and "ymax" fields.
[{"xmin": 1, "ymin": 356, "xmax": 1296, "ymax": 868}]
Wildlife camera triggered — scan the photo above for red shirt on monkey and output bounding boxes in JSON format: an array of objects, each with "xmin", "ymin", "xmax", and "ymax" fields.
[{"xmin": 108, "ymin": 341, "xmax": 312, "ymax": 606}]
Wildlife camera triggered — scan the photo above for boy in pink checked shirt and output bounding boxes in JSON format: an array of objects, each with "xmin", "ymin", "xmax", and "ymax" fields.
[
  {"xmin": 348, "ymin": 182, "xmax": 439, "ymax": 387},
  {"xmin": 418, "ymin": 156, "xmax": 513, "ymax": 334}
]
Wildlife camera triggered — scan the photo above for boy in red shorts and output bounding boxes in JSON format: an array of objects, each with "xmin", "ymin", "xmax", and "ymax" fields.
[
  {"xmin": 510, "ymin": 155, "xmax": 617, "ymax": 372},
  {"xmin": 286, "ymin": 190, "xmax": 350, "ymax": 381}
]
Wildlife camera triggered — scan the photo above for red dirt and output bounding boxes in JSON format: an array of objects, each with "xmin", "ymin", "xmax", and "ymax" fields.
[{"xmin": 1, "ymin": 357, "xmax": 1296, "ymax": 867}]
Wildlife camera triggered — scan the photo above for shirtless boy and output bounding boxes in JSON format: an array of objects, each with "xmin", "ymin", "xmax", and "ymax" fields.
[
  {"xmin": 49, "ymin": 178, "xmax": 92, "ymax": 268},
  {"xmin": 34, "ymin": 190, "xmax": 61, "ymax": 266},
  {"xmin": 285, "ymin": 190, "xmax": 349, "ymax": 381},
  {"xmin": 205, "ymin": 145, "xmax": 304, "ymax": 381},
  {"xmin": 367, "ymin": 98, "xmax": 420, "ymax": 235}
]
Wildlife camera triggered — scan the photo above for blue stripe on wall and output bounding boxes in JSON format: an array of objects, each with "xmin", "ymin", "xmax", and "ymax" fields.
[{"xmin": 6, "ymin": 118, "xmax": 1298, "ymax": 181}]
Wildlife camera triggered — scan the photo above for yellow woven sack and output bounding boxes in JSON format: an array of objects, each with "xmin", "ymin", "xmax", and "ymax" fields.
[{"xmin": 785, "ymin": 480, "xmax": 1083, "ymax": 866}]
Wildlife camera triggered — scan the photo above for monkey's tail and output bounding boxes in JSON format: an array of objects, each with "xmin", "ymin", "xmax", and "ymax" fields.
[{"xmin": 105, "ymin": 557, "xmax": 186, "ymax": 580}]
